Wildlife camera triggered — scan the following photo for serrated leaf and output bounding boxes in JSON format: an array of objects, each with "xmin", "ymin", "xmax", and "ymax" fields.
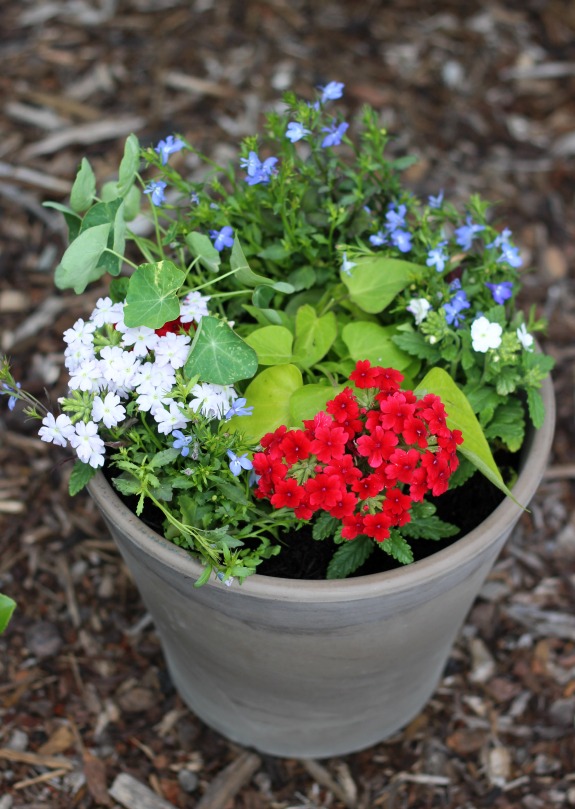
[
  {"xmin": 69, "ymin": 460, "xmax": 99, "ymax": 496},
  {"xmin": 113, "ymin": 476, "xmax": 142, "ymax": 496},
  {"xmin": 0, "ymin": 594, "xmax": 16, "ymax": 634},
  {"xmin": 527, "ymin": 387, "xmax": 545, "ymax": 429},
  {"xmin": 70, "ymin": 157, "xmax": 96, "ymax": 213},
  {"xmin": 392, "ymin": 331, "xmax": 440, "ymax": 361},
  {"xmin": 326, "ymin": 536, "xmax": 374, "ymax": 579},
  {"xmin": 123, "ymin": 260, "xmax": 185, "ymax": 328},
  {"xmin": 380, "ymin": 532, "xmax": 414, "ymax": 564},
  {"xmin": 185, "ymin": 316, "xmax": 258, "ymax": 384},
  {"xmin": 484, "ymin": 400, "xmax": 525, "ymax": 452},
  {"xmin": 312, "ymin": 513, "xmax": 340, "ymax": 541},
  {"xmin": 149, "ymin": 447, "xmax": 180, "ymax": 467},
  {"xmin": 341, "ymin": 255, "xmax": 421, "ymax": 313},
  {"xmin": 401, "ymin": 515, "xmax": 459, "ymax": 541}
]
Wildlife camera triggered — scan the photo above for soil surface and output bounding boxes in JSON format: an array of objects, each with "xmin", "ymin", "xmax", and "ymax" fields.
[{"xmin": 1, "ymin": 2, "xmax": 575, "ymax": 808}]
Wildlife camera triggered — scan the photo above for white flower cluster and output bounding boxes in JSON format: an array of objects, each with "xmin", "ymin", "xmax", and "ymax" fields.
[{"xmin": 38, "ymin": 293, "xmax": 236, "ymax": 469}]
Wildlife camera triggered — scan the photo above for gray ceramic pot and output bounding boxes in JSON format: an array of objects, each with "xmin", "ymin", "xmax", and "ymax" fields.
[{"xmin": 88, "ymin": 376, "xmax": 554, "ymax": 758}]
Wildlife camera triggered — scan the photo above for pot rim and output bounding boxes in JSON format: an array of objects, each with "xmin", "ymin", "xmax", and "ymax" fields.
[{"xmin": 88, "ymin": 375, "xmax": 555, "ymax": 602}]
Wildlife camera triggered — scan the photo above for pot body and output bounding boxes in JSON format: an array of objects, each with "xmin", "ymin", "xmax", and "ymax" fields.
[{"xmin": 88, "ymin": 377, "xmax": 554, "ymax": 758}]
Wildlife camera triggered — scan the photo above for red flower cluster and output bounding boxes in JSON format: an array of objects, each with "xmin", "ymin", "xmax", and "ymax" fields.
[{"xmin": 252, "ymin": 360, "xmax": 463, "ymax": 544}]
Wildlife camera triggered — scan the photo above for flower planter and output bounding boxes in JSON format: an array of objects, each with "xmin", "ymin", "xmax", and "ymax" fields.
[{"xmin": 88, "ymin": 375, "xmax": 554, "ymax": 758}]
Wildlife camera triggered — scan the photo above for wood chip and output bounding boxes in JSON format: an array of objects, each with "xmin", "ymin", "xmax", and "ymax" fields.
[
  {"xmin": 195, "ymin": 752, "xmax": 261, "ymax": 809},
  {"xmin": 22, "ymin": 116, "xmax": 145, "ymax": 158},
  {"xmin": 301, "ymin": 759, "xmax": 357, "ymax": 809},
  {"xmin": 109, "ymin": 773, "xmax": 179, "ymax": 809},
  {"xmin": 162, "ymin": 71, "xmax": 236, "ymax": 99},
  {"xmin": 0, "ymin": 160, "xmax": 71, "ymax": 194},
  {"xmin": 0, "ymin": 747, "xmax": 74, "ymax": 771}
]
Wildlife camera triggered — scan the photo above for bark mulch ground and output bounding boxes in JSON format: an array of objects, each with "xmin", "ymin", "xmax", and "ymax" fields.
[{"xmin": 1, "ymin": 2, "xmax": 574, "ymax": 807}]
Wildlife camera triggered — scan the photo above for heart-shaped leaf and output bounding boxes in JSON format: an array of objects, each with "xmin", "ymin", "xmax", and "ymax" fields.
[
  {"xmin": 123, "ymin": 260, "xmax": 185, "ymax": 328},
  {"xmin": 55, "ymin": 222, "xmax": 111, "ymax": 293},
  {"xmin": 341, "ymin": 255, "xmax": 422, "ymax": 313},
  {"xmin": 342, "ymin": 322, "xmax": 414, "ymax": 370},
  {"xmin": 292, "ymin": 305, "xmax": 337, "ymax": 369},
  {"xmin": 185, "ymin": 316, "xmax": 258, "ymax": 384},
  {"xmin": 244, "ymin": 325, "xmax": 294, "ymax": 365},
  {"xmin": 233, "ymin": 364, "xmax": 303, "ymax": 441}
]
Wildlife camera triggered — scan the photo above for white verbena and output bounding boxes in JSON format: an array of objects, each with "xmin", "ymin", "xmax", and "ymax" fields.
[{"xmin": 471, "ymin": 316, "xmax": 503, "ymax": 353}]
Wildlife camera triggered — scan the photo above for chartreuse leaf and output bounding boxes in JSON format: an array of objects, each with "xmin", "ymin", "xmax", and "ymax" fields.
[
  {"xmin": 123, "ymin": 260, "xmax": 184, "ymax": 328},
  {"xmin": 0, "ymin": 594, "xmax": 16, "ymax": 634},
  {"xmin": 414, "ymin": 367, "xmax": 517, "ymax": 501},
  {"xmin": 292, "ymin": 306, "xmax": 337, "ymax": 369},
  {"xmin": 234, "ymin": 364, "xmax": 303, "ymax": 442},
  {"xmin": 327, "ymin": 536, "xmax": 373, "ymax": 579},
  {"xmin": 185, "ymin": 232, "xmax": 221, "ymax": 273},
  {"xmin": 69, "ymin": 157, "xmax": 96, "ymax": 213},
  {"xmin": 342, "ymin": 322, "xmax": 415, "ymax": 371},
  {"xmin": 244, "ymin": 326, "xmax": 294, "ymax": 365},
  {"xmin": 231, "ymin": 237, "xmax": 294, "ymax": 293},
  {"xmin": 340, "ymin": 255, "xmax": 421, "ymax": 313},
  {"xmin": 185, "ymin": 316, "xmax": 258, "ymax": 385},
  {"xmin": 55, "ymin": 222, "xmax": 111, "ymax": 292},
  {"xmin": 289, "ymin": 383, "xmax": 345, "ymax": 426}
]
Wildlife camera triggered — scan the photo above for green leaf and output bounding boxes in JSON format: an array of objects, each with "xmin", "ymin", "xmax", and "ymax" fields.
[
  {"xmin": 69, "ymin": 460, "xmax": 98, "ymax": 496},
  {"xmin": 185, "ymin": 231, "xmax": 221, "ymax": 273},
  {"xmin": 69, "ymin": 158, "xmax": 96, "ymax": 213},
  {"xmin": 55, "ymin": 222, "xmax": 111, "ymax": 292},
  {"xmin": 292, "ymin": 306, "xmax": 337, "ymax": 369},
  {"xmin": 415, "ymin": 367, "xmax": 516, "ymax": 501},
  {"xmin": 149, "ymin": 448, "xmax": 181, "ymax": 467},
  {"xmin": 235, "ymin": 364, "xmax": 303, "ymax": 442},
  {"xmin": 401, "ymin": 515, "xmax": 459, "ymax": 541},
  {"xmin": 288, "ymin": 383, "xmax": 345, "ymax": 427},
  {"xmin": 312, "ymin": 513, "xmax": 340, "ymax": 541},
  {"xmin": 123, "ymin": 260, "xmax": 185, "ymax": 328},
  {"xmin": 326, "ymin": 536, "xmax": 374, "ymax": 579},
  {"xmin": 392, "ymin": 331, "xmax": 440, "ymax": 361},
  {"xmin": 43, "ymin": 201, "xmax": 82, "ymax": 241},
  {"xmin": 0, "ymin": 594, "xmax": 16, "ymax": 634},
  {"xmin": 244, "ymin": 325, "xmax": 294, "ymax": 365},
  {"xmin": 117, "ymin": 133, "xmax": 140, "ymax": 196},
  {"xmin": 342, "ymin": 322, "xmax": 414, "ymax": 370},
  {"xmin": 185, "ymin": 316, "xmax": 258, "ymax": 384},
  {"xmin": 380, "ymin": 532, "xmax": 414, "ymax": 564},
  {"xmin": 231, "ymin": 236, "xmax": 294, "ymax": 293},
  {"xmin": 340, "ymin": 255, "xmax": 421, "ymax": 313},
  {"xmin": 484, "ymin": 400, "xmax": 525, "ymax": 453},
  {"xmin": 527, "ymin": 387, "xmax": 545, "ymax": 429}
]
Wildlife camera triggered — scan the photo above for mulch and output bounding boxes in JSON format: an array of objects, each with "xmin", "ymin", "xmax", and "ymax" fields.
[{"xmin": 1, "ymin": 1, "xmax": 574, "ymax": 807}]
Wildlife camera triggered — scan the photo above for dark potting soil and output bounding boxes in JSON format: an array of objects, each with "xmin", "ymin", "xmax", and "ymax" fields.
[{"xmin": 107, "ymin": 452, "xmax": 514, "ymax": 581}]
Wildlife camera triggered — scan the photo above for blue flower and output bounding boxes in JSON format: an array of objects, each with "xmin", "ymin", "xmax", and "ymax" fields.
[
  {"xmin": 286, "ymin": 121, "xmax": 311, "ymax": 143},
  {"xmin": 455, "ymin": 216, "xmax": 485, "ymax": 250},
  {"xmin": 1, "ymin": 382, "xmax": 20, "ymax": 411},
  {"xmin": 155, "ymin": 135, "xmax": 185, "ymax": 165},
  {"xmin": 144, "ymin": 180, "xmax": 167, "ymax": 206},
  {"xmin": 172, "ymin": 429, "xmax": 193, "ymax": 457},
  {"xmin": 226, "ymin": 449, "xmax": 253, "ymax": 477},
  {"xmin": 319, "ymin": 81, "xmax": 345, "ymax": 103},
  {"xmin": 426, "ymin": 240, "xmax": 449, "ymax": 272},
  {"xmin": 428, "ymin": 190, "xmax": 444, "ymax": 209},
  {"xmin": 385, "ymin": 203, "xmax": 407, "ymax": 231},
  {"xmin": 498, "ymin": 244, "xmax": 522, "ymax": 268},
  {"xmin": 240, "ymin": 151, "xmax": 278, "ymax": 185},
  {"xmin": 225, "ymin": 398, "xmax": 254, "ymax": 420},
  {"xmin": 369, "ymin": 230, "xmax": 387, "ymax": 247},
  {"xmin": 443, "ymin": 289, "xmax": 470, "ymax": 327},
  {"xmin": 321, "ymin": 121, "xmax": 349, "ymax": 148},
  {"xmin": 390, "ymin": 229, "xmax": 412, "ymax": 253},
  {"xmin": 487, "ymin": 228, "xmax": 513, "ymax": 249},
  {"xmin": 209, "ymin": 225, "xmax": 234, "ymax": 251},
  {"xmin": 486, "ymin": 281, "xmax": 513, "ymax": 304}
]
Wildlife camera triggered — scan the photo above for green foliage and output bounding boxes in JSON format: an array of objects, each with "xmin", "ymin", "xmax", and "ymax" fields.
[
  {"xmin": 69, "ymin": 460, "xmax": 99, "ymax": 495},
  {"xmin": 0, "ymin": 594, "xmax": 16, "ymax": 634},
  {"xmin": 380, "ymin": 532, "xmax": 414, "ymax": 565},
  {"xmin": 185, "ymin": 316, "xmax": 258, "ymax": 385},
  {"xmin": 327, "ymin": 536, "xmax": 374, "ymax": 579}
]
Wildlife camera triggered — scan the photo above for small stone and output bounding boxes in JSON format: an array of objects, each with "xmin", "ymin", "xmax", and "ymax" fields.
[
  {"xmin": 486, "ymin": 745, "xmax": 512, "ymax": 786},
  {"xmin": 549, "ymin": 697, "xmax": 575, "ymax": 727},
  {"xmin": 468, "ymin": 637, "xmax": 496, "ymax": 683},
  {"xmin": 7, "ymin": 730, "xmax": 28, "ymax": 752},
  {"xmin": 177, "ymin": 769, "xmax": 199, "ymax": 793},
  {"xmin": 25, "ymin": 621, "xmax": 63, "ymax": 659},
  {"xmin": 116, "ymin": 687, "xmax": 156, "ymax": 713}
]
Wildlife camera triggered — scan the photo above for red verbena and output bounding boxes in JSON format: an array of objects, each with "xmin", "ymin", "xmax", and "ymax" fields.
[{"xmin": 254, "ymin": 361, "xmax": 463, "ymax": 546}]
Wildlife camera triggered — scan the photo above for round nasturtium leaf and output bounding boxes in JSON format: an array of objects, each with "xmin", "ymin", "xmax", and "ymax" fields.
[{"xmin": 185, "ymin": 316, "xmax": 258, "ymax": 385}]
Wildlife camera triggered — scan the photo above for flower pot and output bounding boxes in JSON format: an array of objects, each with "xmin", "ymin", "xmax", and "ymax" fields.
[{"xmin": 87, "ymin": 375, "xmax": 554, "ymax": 758}]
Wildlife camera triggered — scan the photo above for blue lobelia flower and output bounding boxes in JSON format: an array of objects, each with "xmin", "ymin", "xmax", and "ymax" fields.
[
  {"xmin": 286, "ymin": 121, "xmax": 311, "ymax": 143},
  {"xmin": 390, "ymin": 229, "xmax": 412, "ymax": 253},
  {"xmin": 225, "ymin": 398, "xmax": 254, "ymax": 420},
  {"xmin": 209, "ymin": 226, "xmax": 234, "ymax": 251},
  {"xmin": 240, "ymin": 151, "xmax": 278, "ymax": 185},
  {"xmin": 498, "ymin": 244, "xmax": 522, "ymax": 268},
  {"xmin": 443, "ymin": 289, "xmax": 470, "ymax": 327},
  {"xmin": 226, "ymin": 449, "xmax": 253, "ymax": 477},
  {"xmin": 426, "ymin": 240, "xmax": 449, "ymax": 272},
  {"xmin": 172, "ymin": 429, "xmax": 193, "ymax": 457},
  {"xmin": 319, "ymin": 81, "xmax": 345, "ymax": 103},
  {"xmin": 455, "ymin": 216, "xmax": 485, "ymax": 250},
  {"xmin": 1, "ymin": 382, "xmax": 21, "ymax": 411},
  {"xmin": 486, "ymin": 281, "xmax": 513, "ymax": 304},
  {"xmin": 155, "ymin": 135, "xmax": 185, "ymax": 165},
  {"xmin": 428, "ymin": 190, "xmax": 444, "ymax": 209},
  {"xmin": 369, "ymin": 230, "xmax": 387, "ymax": 247},
  {"xmin": 144, "ymin": 180, "xmax": 167, "ymax": 206},
  {"xmin": 321, "ymin": 121, "xmax": 349, "ymax": 148}
]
